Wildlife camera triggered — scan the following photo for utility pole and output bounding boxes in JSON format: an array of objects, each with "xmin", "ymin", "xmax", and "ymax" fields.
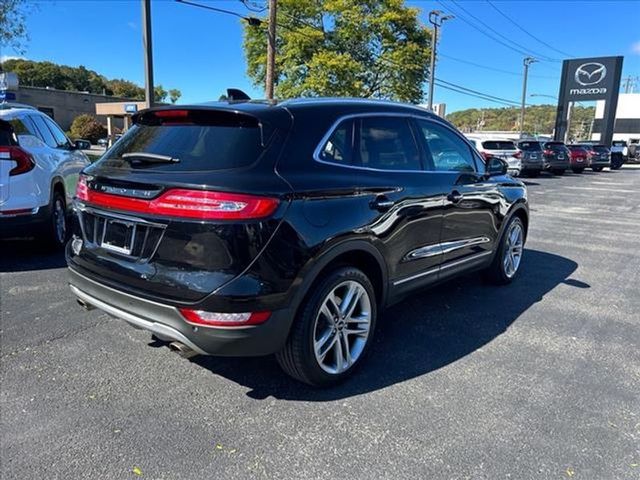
[
  {"xmin": 142, "ymin": 0, "xmax": 154, "ymax": 108},
  {"xmin": 621, "ymin": 75, "xmax": 638, "ymax": 94},
  {"xmin": 427, "ymin": 10, "xmax": 454, "ymax": 111},
  {"xmin": 519, "ymin": 57, "xmax": 536, "ymax": 138},
  {"xmin": 265, "ymin": 0, "xmax": 277, "ymax": 100}
]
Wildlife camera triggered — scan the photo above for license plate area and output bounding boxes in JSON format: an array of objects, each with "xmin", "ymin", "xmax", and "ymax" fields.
[{"xmin": 101, "ymin": 219, "xmax": 136, "ymax": 255}]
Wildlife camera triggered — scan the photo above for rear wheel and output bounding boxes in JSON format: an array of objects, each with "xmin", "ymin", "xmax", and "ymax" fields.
[
  {"xmin": 572, "ymin": 168, "xmax": 584, "ymax": 174},
  {"xmin": 484, "ymin": 216, "xmax": 525, "ymax": 285},
  {"xmin": 527, "ymin": 170, "xmax": 540, "ymax": 178},
  {"xmin": 276, "ymin": 267, "xmax": 377, "ymax": 386},
  {"xmin": 552, "ymin": 169, "xmax": 565, "ymax": 175},
  {"xmin": 41, "ymin": 191, "xmax": 68, "ymax": 249}
]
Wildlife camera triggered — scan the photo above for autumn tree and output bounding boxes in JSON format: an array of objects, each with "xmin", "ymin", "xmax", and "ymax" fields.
[{"xmin": 242, "ymin": 0, "xmax": 431, "ymax": 102}]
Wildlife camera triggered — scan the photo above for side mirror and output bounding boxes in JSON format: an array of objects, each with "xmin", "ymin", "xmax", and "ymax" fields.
[
  {"xmin": 486, "ymin": 156, "xmax": 508, "ymax": 176},
  {"xmin": 74, "ymin": 139, "xmax": 91, "ymax": 150}
]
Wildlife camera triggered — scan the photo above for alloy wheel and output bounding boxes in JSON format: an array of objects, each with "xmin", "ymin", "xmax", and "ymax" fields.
[
  {"xmin": 53, "ymin": 198, "xmax": 66, "ymax": 244},
  {"xmin": 312, "ymin": 280, "xmax": 372, "ymax": 375},
  {"xmin": 503, "ymin": 220, "xmax": 523, "ymax": 278}
]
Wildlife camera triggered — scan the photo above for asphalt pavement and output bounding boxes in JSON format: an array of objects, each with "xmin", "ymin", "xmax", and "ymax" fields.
[{"xmin": 1, "ymin": 166, "xmax": 639, "ymax": 479}]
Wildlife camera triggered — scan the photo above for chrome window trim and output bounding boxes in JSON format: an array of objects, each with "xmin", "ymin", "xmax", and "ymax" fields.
[{"xmin": 312, "ymin": 112, "xmax": 482, "ymax": 175}]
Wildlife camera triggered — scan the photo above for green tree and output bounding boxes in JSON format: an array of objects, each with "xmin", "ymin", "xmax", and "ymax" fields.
[
  {"xmin": 107, "ymin": 79, "xmax": 144, "ymax": 99},
  {"xmin": 69, "ymin": 114, "xmax": 107, "ymax": 144},
  {"xmin": 154, "ymin": 85, "xmax": 167, "ymax": 103},
  {"xmin": 168, "ymin": 88, "xmax": 182, "ymax": 104},
  {"xmin": 0, "ymin": 0, "xmax": 31, "ymax": 55},
  {"xmin": 242, "ymin": 0, "xmax": 431, "ymax": 102}
]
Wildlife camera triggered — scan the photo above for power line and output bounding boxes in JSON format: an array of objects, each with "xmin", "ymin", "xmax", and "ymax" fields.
[
  {"xmin": 176, "ymin": 0, "xmax": 261, "ymax": 25},
  {"xmin": 437, "ymin": 0, "xmax": 559, "ymax": 62},
  {"xmin": 434, "ymin": 81, "xmax": 518, "ymax": 107},
  {"xmin": 485, "ymin": 0, "xmax": 574, "ymax": 58},
  {"xmin": 438, "ymin": 53, "xmax": 559, "ymax": 79}
]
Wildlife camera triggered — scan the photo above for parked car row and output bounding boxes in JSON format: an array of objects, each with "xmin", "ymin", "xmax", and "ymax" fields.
[{"xmin": 464, "ymin": 134, "xmax": 618, "ymax": 177}]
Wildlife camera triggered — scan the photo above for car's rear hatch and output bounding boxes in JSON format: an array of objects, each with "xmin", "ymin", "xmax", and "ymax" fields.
[
  {"xmin": 67, "ymin": 106, "xmax": 293, "ymax": 305},
  {"xmin": 543, "ymin": 142, "xmax": 569, "ymax": 162},
  {"xmin": 481, "ymin": 140, "xmax": 521, "ymax": 167},
  {"xmin": 517, "ymin": 141, "xmax": 542, "ymax": 163}
]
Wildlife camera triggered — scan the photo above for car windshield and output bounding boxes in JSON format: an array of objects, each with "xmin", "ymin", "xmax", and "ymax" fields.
[
  {"xmin": 518, "ymin": 141, "xmax": 541, "ymax": 151},
  {"xmin": 592, "ymin": 145, "xmax": 609, "ymax": 153},
  {"xmin": 482, "ymin": 141, "xmax": 516, "ymax": 150}
]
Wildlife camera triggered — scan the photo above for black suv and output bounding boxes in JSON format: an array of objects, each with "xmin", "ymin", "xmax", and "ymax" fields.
[{"xmin": 67, "ymin": 99, "xmax": 529, "ymax": 386}]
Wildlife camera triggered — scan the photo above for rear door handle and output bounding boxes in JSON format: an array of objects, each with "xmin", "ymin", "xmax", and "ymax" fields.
[
  {"xmin": 371, "ymin": 196, "xmax": 394, "ymax": 212},
  {"xmin": 447, "ymin": 190, "xmax": 463, "ymax": 203}
]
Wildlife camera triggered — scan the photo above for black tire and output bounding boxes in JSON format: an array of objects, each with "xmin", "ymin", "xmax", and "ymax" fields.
[
  {"xmin": 552, "ymin": 169, "xmax": 565, "ymax": 175},
  {"xmin": 276, "ymin": 267, "xmax": 377, "ymax": 387},
  {"xmin": 484, "ymin": 216, "xmax": 525, "ymax": 285},
  {"xmin": 592, "ymin": 166, "xmax": 604, "ymax": 172},
  {"xmin": 528, "ymin": 170, "xmax": 540, "ymax": 178},
  {"xmin": 571, "ymin": 168, "xmax": 584, "ymax": 174},
  {"xmin": 41, "ymin": 190, "xmax": 68, "ymax": 249}
]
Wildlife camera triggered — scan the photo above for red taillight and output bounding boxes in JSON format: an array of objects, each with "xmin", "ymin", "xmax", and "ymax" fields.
[
  {"xmin": 513, "ymin": 151, "xmax": 521, "ymax": 159},
  {"xmin": 76, "ymin": 175, "xmax": 89, "ymax": 201},
  {"xmin": 0, "ymin": 146, "xmax": 35, "ymax": 176},
  {"xmin": 179, "ymin": 308, "xmax": 271, "ymax": 327},
  {"xmin": 543, "ymin": 149, "xmax": 553, "ymax": 155},
  {"xmin": 76, "ymin": 179, "xmax": 279, "ymax": 220}
]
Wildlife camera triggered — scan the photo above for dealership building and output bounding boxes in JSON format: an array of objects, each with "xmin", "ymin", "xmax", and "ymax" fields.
[
  {"xmin": 592, "ymin": 93, "xmax": 640, "ymax": 142},
  {"xmin": 3, "ymin": 83, "xmax": 134, "ymax": 131}
]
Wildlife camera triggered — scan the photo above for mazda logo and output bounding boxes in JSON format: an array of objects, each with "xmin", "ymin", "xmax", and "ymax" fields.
[{"xmin": 575, "ymin": 62, "xmax": 607, "ymax": 86}]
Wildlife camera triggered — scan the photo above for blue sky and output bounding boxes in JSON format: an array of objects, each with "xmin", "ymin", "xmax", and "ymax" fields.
[{"xmin": 2, "ymin": 0, "xmax": 640, "ymax": 112}]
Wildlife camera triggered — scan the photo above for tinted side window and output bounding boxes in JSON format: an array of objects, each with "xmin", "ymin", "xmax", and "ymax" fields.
[
  {"xmin": 43, "ymin": 116, "xmax": 70, "ymax": 148},
  {"xmin": 318, "ymin": 120, "xmax": 353, "ymax": 165},
  {"xmin": 358, "ymin": 117, "xmax": 421, "ymax": 171},
  {"xmin": 417, "ymin": 120, "xmax": 476, "ymax": 172},
  {"xmin": 30, "ymin": 115, "xmax": 58, "ymax": 148}
]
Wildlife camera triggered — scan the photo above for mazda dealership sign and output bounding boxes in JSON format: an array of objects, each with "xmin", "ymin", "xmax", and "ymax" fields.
[{"xmin": 554, "ymin": 56, "xmax": 623, "ymax": 145}]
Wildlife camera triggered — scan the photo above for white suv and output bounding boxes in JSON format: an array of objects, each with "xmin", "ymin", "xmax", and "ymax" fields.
[
  {"xmin": 0, "ymin": 104, "xmax": 90, "ymax": 247},
  {"xmin": 465, "ymin": 136, "xmax": 522, "ymax": 176}
]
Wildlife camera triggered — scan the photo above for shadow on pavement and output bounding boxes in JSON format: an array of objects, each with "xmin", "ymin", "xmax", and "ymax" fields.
[
  {"xmin": 0, "ymin": 238, "xmax": 67, "ymax": 273},
  {"xmin": 193, "ymin": 249, "xmax": 582, "ymax": 400}
]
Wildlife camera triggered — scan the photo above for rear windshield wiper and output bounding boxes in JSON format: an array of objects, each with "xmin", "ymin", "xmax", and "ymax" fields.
[{"xmin": 121, "ymin": 152, "xmax": 180, "ymax": 164}]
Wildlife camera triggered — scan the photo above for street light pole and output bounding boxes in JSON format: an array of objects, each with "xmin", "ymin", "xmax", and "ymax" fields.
[
  {"xmin": 265, "ymin": 0, "xmax": 277, "ymax": 100},
  {"xmin": 142, "ymin": 0, "xmax": 154, "ymax": 108},
  {"xmin": 427, "ymin": 10, "xmax": 453, "ymax": 111},
  {"xmin": 519, "ymin": 56, "xmax": 536, "ymax": 137}
]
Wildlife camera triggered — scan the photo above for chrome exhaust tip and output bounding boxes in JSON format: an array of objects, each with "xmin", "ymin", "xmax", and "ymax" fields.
[{"xmin": 169, "ymin": 341, "xmax": 198, "ymax": 359}]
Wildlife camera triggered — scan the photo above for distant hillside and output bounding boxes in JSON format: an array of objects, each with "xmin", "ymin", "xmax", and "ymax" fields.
[
  {"xmin": 1, "ymin": 59, "xmax": 181, "ymax": 103},
  {"xmin": 447, "ymin": 104, "xmax": 596, "ymax": 138}
]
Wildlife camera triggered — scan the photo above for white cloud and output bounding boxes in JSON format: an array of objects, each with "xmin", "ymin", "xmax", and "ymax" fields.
[
  {"xmin": 0, "ymin": 55, "xmax": 24, "ymax": 63},
  {"xmin": 632, "ymin": 41, "xmax": 640, "ymax": 55}
]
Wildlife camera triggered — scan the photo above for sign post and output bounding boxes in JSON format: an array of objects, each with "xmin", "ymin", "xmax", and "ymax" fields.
[{"xmin": 554, "ymin": 56, "xmax": 623, "ymax": 145}]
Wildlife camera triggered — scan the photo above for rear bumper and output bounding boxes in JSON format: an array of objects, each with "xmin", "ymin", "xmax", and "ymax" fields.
[
  {"xmin": 68, "ymin": 267, "xmax": 295, "ymax": 356},
  {"xmin": 543, "ymin": 159, "xmax": 570, "ymax": 170},
  {"xmin": 0, "ymin": 205, "xmax": 50, "ymax": 238}
]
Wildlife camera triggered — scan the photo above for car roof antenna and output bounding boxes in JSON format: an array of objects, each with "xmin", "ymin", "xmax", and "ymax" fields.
[{"xmin": 227, "ymin": 89, "xmax": 251, "ymax": 101}]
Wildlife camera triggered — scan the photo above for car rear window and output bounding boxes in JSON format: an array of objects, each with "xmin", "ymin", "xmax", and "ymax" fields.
[
  {"xmin": 544, "ymin": 142, "xmax": 567, "ymax": 151},
  {"xmin": 482, "ymin": 141, "xmax": 516, "ymax": 150},
  {"xmin": 612, "ymin": 141, "xmax": 626, "ymax": 146},
  {"xmin": 592, "ymin": 145, "xmax": 609, "ymax": 153},
  {"xmin": 568, "ymin": 145, "xmax": 586, "ymax": 152},
  {"xmin": 517, "ymin": 141, "xmax": 541, "ymax": 151},
  {"xmin": 98, "ymin": 110, "xmax": 268, "ymax": 172},
  {"xmin": 0, "ymin": 120, "xmax": 14, "ymax": 146}
]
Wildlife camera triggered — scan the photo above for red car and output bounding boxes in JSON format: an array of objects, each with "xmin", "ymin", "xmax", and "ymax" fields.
[{"xmin": 567, "ymin": 145, "xmax": 590, "ymax": 173}]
